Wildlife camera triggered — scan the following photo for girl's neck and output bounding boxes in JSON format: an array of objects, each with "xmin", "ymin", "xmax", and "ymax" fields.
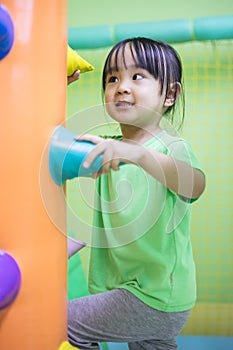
[{"xmin": 120, "ymin": 123, "xmax": 162, "ymax": 144}]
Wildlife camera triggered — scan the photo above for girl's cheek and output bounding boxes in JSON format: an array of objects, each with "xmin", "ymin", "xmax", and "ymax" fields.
[{"xmin": 105, "ymin": 91, "xmax": 113, "ymax": 103}]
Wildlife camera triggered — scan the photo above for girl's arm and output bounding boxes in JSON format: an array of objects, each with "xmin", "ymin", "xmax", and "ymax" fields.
[{"xmin": 78, "ymin": 135, "xmax": 206, "ymax": 200}]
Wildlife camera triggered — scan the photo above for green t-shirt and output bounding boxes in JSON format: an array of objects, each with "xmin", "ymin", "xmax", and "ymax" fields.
[{"xmin": 88, "ymin": 130, "xmax": 204, "ymax": 312}]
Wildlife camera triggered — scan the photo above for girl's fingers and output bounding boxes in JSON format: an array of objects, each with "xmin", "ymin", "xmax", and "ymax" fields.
[
  {"xmin": 91, "ymin": 172, "xmax": 102, "ymax": 179},
  {"xmin": 110, "ymin": 159, "xmax": 120, "ymax": 171},
  {"xmin": 76, "ymin": 135, "xmax": 106, "ymax": 169},
  {"xmin": 83, "ymin": 142, "xmax": 106, "ymax": 168},
  {"xmin": 67, "ymin": 70, "xmax": 80, "ymax": 85},
  {"xmin": 77, "ymin": 136, "xmax": 121, "ymax": 173},
  {"xmin": 101, "ymin": 147, "xmax": 120, "ymax": 173},
  {"xmin": 76, "ymin": 134, "xmax": 104, "ymax": 144}
]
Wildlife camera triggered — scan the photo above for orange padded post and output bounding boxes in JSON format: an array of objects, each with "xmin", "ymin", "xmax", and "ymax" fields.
[{"xmin": 0, "ymin": 1, "xmax": 68, "ymax": 349}]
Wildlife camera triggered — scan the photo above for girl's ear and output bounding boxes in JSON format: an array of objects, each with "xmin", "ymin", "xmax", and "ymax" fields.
[{"xmin": 164, "ymin": 82, "xmax": 181, "ymax": 107}]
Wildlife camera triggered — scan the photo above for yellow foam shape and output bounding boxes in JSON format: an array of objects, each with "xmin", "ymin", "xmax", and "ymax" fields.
[
  {"xmin": 67, "ymin": 45, "xmax": 94, "ymax": 76},
  {"xmin": 58, "ymin": 341, "xmax": 79, "ymax": 350}
]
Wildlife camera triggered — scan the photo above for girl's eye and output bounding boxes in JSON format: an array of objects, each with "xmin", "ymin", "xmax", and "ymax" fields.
[
  {"xmin": 108, "ymin": 76, "xmax": 118, "ymax": 83},
  {"xmin": 133, "ymin": 73, "xmax": 143, "ymax": 80}
]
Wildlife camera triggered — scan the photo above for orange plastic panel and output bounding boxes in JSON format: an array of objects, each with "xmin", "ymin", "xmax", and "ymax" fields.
[{"xmin": 0, "ymin": 1, "xmax": 68, "ymax": 349}]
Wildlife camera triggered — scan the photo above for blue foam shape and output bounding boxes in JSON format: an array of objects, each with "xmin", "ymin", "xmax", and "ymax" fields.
[
  {"xmin": 49, "ymin": 126, "xmax": 103, "ymax": 185},
  {"xmin": 100, "ymin": 336, "xmax": 233, "ymax": 350},
  {"xmin": 0, "ymin": 4, "xmax": 14, "ymax": 60},
  {"xmin": 177, "ymin": 335, "xmax": 233, "ymax": 350}
]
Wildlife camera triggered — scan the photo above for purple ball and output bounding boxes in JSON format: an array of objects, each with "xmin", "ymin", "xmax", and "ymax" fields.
[{"xmin": 0, "ymin": 250, "xmax": 21, "ymax": 309}]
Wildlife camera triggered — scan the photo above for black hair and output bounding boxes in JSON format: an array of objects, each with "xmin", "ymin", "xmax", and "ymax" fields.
[{"xmin": 102, "ymin": 37, "xmax": 185, "ymax": 128}]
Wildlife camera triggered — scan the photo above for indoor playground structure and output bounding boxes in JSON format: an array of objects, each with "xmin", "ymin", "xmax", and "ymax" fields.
[{"xmin": 0, "ymin": 1, "xmax": 233, "ymax": 349}]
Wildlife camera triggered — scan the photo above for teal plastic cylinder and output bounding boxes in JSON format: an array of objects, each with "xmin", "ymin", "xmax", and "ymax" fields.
[{"xmin": 49, "ymin": 126, "xmax": 103, "ymax": 185}]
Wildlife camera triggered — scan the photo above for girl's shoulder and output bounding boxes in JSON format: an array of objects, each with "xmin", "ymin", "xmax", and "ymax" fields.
[{"xmin": 145, "ymin": 130, "xmax": 186, "ymax": 150}]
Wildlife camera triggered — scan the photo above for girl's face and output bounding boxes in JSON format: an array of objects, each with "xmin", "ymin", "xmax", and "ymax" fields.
[{"xmin": 104, "ymin": 45, "xmax": 167, "ymax": 130}]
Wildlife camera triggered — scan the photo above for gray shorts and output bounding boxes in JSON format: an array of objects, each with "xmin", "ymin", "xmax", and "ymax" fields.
[{"xmin": 68, "ymin": 288, "xmax": 190, "ymax": 350}]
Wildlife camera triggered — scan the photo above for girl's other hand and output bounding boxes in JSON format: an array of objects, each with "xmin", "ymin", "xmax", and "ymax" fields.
[{"xmin": 67, "ymin": 70, "xmax": 80, "ymax": 85}]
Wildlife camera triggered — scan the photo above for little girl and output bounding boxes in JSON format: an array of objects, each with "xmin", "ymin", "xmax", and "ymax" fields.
[{"xmin": 67, "ymin": 37, "xmax": 205, "ymax": 350}]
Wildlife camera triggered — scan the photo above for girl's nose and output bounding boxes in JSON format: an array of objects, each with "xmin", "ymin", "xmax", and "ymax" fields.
[
  {"xmin": 117, "ymin": 87, "xmax": 130, "ymax": 94},
  {"xmin": 117, "ymin": 81, "xmax": 131, "ymax": 94}
]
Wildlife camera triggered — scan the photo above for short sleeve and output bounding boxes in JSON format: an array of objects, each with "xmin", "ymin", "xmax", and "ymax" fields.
[
  {"xmin": 166, "ymin": 139, "xmax": 205, "ymax": 203},
  {"xmin": 167, "ymin": 139, "xmax": 203, "ymax": 173}
]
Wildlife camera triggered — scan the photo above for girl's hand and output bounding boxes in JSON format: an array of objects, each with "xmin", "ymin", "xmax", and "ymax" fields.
[{"xmin": 76, "ymin": 134, "xmax": 142, "ymax": 176}]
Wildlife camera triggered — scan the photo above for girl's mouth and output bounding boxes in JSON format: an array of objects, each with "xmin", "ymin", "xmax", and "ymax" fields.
[{"xmin": 115, "ymin": 101, "xmax": 134, "ymax": 108}]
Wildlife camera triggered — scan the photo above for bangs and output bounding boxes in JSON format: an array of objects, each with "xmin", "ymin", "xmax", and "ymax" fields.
[{"xmin": 102, "ymin": 38, "xmax": 168, "ymax": 94}]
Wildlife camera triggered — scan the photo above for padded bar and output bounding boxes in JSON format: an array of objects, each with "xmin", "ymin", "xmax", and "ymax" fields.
[
  {"xmin": 68, "ymin": 15, "xmax": 233, "ymax": 49},
  {"xmin": 68, "ymin": 25, "xmax": 114, "ymax": 49},
  {"xmin": 193, "ymin": 15, "xmax": 233, "ymax": 41},
  {"xmin": 115, "ymin": 19, "xmax": 192, "ymax": 43}
]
